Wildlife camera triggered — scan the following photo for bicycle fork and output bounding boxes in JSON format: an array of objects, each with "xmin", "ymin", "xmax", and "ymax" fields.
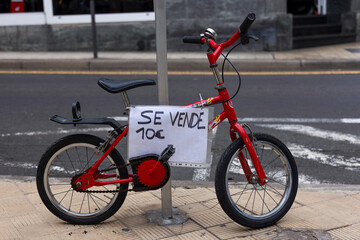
[{"xmin": 230, "ymin": 122, "xmax": 268, "ymax": 185}]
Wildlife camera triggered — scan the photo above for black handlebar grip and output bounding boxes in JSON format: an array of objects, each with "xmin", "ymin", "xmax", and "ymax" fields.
[
  {"xmin": 240, "ymin": 13, "xmax": 256, "ymax": 34},
  {"xmin": 183, "ymin": 36, "xmax": 203, "ymax": 44}
]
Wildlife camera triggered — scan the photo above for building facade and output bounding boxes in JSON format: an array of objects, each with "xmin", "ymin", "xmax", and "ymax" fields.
[{"xmin": 0, "ymin": 0, "xmax": 359, "ymax": 52}]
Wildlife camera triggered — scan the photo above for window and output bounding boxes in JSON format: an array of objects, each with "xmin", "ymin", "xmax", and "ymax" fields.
[
  {"xmin": 0, "ymin": 0, "xmax": 43, "ymax": 13},
  {"xmin": 52, "ymin": 0, "xmax": 153, "ymax": 15},
  {"xmin": 0, "ymin": 0, "xmax": 154, "ymax": 26}
]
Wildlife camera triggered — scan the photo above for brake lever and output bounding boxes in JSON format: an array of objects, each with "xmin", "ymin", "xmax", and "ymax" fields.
[
  {"xmin": 241, "ymin": 33, "xmax": 259, "ymax": 45},
  {"xmin": 248, "ymin": 35, "xmax": 259, "ymax": 41}
]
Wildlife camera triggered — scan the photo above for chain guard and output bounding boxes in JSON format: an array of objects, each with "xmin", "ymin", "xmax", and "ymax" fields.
[
  {"xmin": 70, "ymin": 155, "xmax": 170, "ymax": 193},
  {"xmin": 130, "ymin": 155, "xmax": 170, "ymax": 192}
]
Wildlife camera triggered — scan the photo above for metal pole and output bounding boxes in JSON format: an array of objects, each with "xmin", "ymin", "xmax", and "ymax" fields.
[
  {"xmin": 90, "ymin": 0, "xmax": 98, "ymax": 59},
  {"xmin": 154, "ymin": 0, "xmax": 172, "ymax": 220}
]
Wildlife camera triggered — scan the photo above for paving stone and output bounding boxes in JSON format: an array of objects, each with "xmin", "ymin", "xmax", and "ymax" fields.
[
  {"xmin": 59, "ymin": 226, "xmax": 98, "ymax": 240},
  {"xmin": 190, "ymin": 209, "xmax": 232, "ymax": 228},
  {"xmin": 329, "ymin": 223, "xmax": 360, "ymax": 240},
  {"xmin": 1, "ymin": 179, "xmax": 360, "ymax": 239},
  {"xmin": 137, "ymin": 200, "xmax": 161, "ymax": 213},
  {"xmin": 165, "ymin": 219, "xmax": 203, "ymax": 235},
  {"xmin": 252, "ymin": 227, "xmax": 279, "ymax": 240},
  {"xmin": 10, "ymin": 212, "xmax": 46, "ymax": 228},
  {"xmin": 114, "ymin": 204, "xmax": 144, "ymax": 218},
  {"xmin": 207, "ymin": 222, "xmax": 250, "ymax": 239},
  {"xmin": 120, "ymin": 214, "xmax": 150, "ymax": 227},
  {"xmin": 92, "ymin": 220, "xmax": 140, "ymax": 239},
  {"xmin": 16, "ymin": 222, "xmax": 56, "ymax": 239},
  {"xmin": 276, "ymin": 213, "xmax": 318, "ymax": 229},
  {"xmin": 0, "ymin": 219, "xmax": 22, "ymax": 240},
  {"xmin": 176, "ymin": 229, "xmax": 218, "ymax": 240},
  {"xmin": 132, "ymin": 223, "xmax": 175, "ymax": 240},
  {"xmin": 286, "ymin": 206, "xmax": 322, "ymax": 221},
  {"xmin": 15, "ymin": 181, "xmax": 38, "ymax": 195},
  {"xmin": 295, "ymin": 191, "xmax": 346, "ymax": 206},
  {"xmin": 0, "ymin": 196, "xmax": 36, "ymax": 219},
  {"xmin": 172, "ymin": 195, "xmax": 199, "ymax": 207},
  {"xmin": 307, "ymin": 214, "xmax": 348, "ymax": 231},
  {"xmin": 178, "ymin": 202, "xmax": 209, "ymax": 215},
  {"xmin": 1, "ymin": 182, "xmax": 23, "ymax": 198},
  {"xmin": 123, "ymin": 191, "xmax": 160, "ymax": 207}
]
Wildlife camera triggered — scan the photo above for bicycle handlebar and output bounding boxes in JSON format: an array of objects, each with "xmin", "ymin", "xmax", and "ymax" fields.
[
  {"xmin": 182, "ymin": 35, "xmax": 203, "ymax": 44},
  {"xmin": 182, "ymin": 13, "xmax": 257, "ymax": 65},
  {"xmin": 240, "ymin": 13, "xmax": 256, "ymax": 34}
]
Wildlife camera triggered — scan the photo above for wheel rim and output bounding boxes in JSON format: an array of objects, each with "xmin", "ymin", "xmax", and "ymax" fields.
[
  {"xmin": 43, "ymin": 143, "xmax": 121, "ymax": 219},
  {"xmin": 225, "ymin": 140, "xmax": 293, "ymax": 220}
]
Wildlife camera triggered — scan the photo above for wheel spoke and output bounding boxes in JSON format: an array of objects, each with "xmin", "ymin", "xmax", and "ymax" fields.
[
  {"xmin": 262, "ymin": 154, "xmax": 281, "ymax": 170},
  {"xmin": 261, "ymin": 184, "xmax": 282, "ymax": 205},
  {"xmin": 265, "ymin": 183, "xmax": 286, "ymax": 196},
  {"xmin": 79, "ymin": 193, "xmax": 86, "ymax": 214},
  {"xmin": 39, "ymin": 137, "xmax": 129, "ymax": 223},
  {"xmin": 242, "ymin": 188, "xmax": 254, "ymax": 213},
  {"xmin": 222, "ymin": 136, "xmax": 296, "ymax": 222},
  {"xmin": 75, "ymin": 147, "xmax": 84, "ymax": 171},
  {"xmin": 56, "ymin": 156, "xmax": 73, "ymax": 176},
  {"xmin": 262, "ymin": 185, "xmax": 267, "ymax": 214},
  {"xmin": 254, "ymin": 185, "xmax": 271, "ymax": 213},
  {"xmin": 252, "ymin": 185, "xmax": 257, "ymax": 213},
  {"xmin": 68, "ymin": 190, "xmax": 74, "ymax": 211},
  {"xmin": 89, "ymin": 193, "xmax": 101, "ymax": 210},
  {"xmin": 87, "ymin": 193, "xmax": 91, "ymax": 214},
  {"xmin": 65, "ymin": 150, "xmax": 77, "ymax": 174},
  {"xmin": 58, "ymin": 186, "xmax": 72, "ymax": 204},
  {"xmin": 89, "ymin": 193, "xmax": 111, "ymax": 205}
]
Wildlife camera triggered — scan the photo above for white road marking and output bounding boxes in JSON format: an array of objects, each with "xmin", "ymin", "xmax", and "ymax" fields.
[
  {"xmin": 298, "ymin": 174, "xmax": 325, "ymax": 184},
  {"xmin": 192, "ymin": 168, "xmax": 211, "ymax": 181},
  {"xmin": 241, "ymin": 118, "xmax": 360, "ymax": 124},
  {"xmin": 228, "ymin": 157, "xmax": 324, "ymax": 184},
  {"xmin": 109, "ymin": 116, "xmax": 128, "ymax": 122},
  {"xmin": 257, "ymin": 124, "xmax": 360, "ymax": 145},
  {"xmin": 1, "ymin": 127, "xmax": 112, "ymax": 137},
  {"xmin": 0, "ymin": 160, "xmax": 37, "ymax": 169},
  {"xmin": 112, "ymin": 116, "xmax": 360, "ymax": 124},
  {"xmin": 288, "ymin": 143, "xmax": 360, "ymax": 171}
]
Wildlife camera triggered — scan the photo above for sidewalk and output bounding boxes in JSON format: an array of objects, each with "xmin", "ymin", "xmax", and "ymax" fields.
[
  {"xmin": 0, "ymin": 42, "xmax": 359, "ymax": 72},
  {"xmin": 1, "ymin": 177, "xmax": 360, "ymax": 240}
]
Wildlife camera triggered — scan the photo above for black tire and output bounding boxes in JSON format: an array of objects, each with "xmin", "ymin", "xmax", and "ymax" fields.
[
  {"xmin": 36, "ymin": 134, "xmax": 129, "ymax": 224},
  {"xmin": 215, "ymin": 133, "xmax": 298, "ymax": 228}
]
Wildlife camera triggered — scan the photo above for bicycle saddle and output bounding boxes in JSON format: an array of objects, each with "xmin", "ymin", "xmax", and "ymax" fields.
[{"xmin": 98, "ymin": 78, "xmax": 156, "ymax": 93}]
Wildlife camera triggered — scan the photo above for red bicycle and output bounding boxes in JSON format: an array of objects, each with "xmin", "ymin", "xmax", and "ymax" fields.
[{"xmin": 37, "ymin": 13, "xmax": 298, "ymax": 229}]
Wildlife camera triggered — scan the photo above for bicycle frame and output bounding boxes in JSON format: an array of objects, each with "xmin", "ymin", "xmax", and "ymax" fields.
[{"xmin": 74, "ymin": 29, "xmax": 268, "ymax": 190}]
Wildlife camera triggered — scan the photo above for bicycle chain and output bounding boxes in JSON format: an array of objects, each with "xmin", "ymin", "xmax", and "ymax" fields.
[{"xmin": 72, "ymin": 159, "xmax": 158, "ymax": 194}]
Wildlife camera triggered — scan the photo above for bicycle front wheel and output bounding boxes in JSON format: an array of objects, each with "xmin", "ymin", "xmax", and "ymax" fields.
[
  {"xmin": 215, "ymin": 133, "xmax": 298, "ymax": 228},
  {"xmin": 36, "ymin": 134, "xmax": 129, "ymax": 224}
]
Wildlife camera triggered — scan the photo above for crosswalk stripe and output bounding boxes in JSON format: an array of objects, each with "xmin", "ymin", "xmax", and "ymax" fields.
[{"xmin": 257, "ymin": 124, "xmax": 360, "ymax": 145}]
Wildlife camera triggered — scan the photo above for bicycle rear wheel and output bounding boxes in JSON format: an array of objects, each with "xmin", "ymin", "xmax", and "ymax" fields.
[
  {"xmin": 215, "ymin": 133, "xmax": 298, "ymax": 228},
  {"xmin": 36, "ymin": 134, "xmax": 129, "ymax": 224}
]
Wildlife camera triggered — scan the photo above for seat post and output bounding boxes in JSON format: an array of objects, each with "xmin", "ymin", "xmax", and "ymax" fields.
[{"xmin": 120, "ymin": 91, "xmax": 130, "ymax": 108}]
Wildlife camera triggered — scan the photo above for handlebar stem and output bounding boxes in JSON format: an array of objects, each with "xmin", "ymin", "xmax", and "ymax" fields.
[{"xmin": 206, "ymin": 30, "xmax": 241, "ymax": 65}]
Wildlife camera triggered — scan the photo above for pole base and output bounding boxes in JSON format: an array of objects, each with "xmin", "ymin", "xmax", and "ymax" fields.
[{"xmin": 146, "ymin": 207, "xmax": 188, "ymax": 226}]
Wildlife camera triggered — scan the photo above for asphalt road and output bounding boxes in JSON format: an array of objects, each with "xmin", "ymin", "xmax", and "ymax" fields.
[{"xmin": 0, "ymin": 72, "xmax": 359, "ymax": 185}]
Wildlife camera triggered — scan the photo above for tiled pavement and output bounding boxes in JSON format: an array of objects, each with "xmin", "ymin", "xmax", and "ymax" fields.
[{"xmin": 1, "ymin": 180, "xmax": 360, "ymax": 240}]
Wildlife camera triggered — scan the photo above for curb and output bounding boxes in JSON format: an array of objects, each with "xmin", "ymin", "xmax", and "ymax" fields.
[{"xmin": 1, "ymin": 59, "xmax": 360, "ymax": 72}]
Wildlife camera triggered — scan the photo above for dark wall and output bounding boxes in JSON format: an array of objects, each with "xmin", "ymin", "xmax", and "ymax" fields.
[
  {"xmin": 0, "ymin": 0, "xmax": 292, "ymax": 52},
  {"xmin": 327, "ymin": 0, "xmax": 351, "ymax": 14}
]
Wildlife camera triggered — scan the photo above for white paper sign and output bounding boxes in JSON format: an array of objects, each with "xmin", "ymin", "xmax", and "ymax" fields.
[{"xmin": 128, "ymin": 106, "xmax": 209, "ymax": 164}]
